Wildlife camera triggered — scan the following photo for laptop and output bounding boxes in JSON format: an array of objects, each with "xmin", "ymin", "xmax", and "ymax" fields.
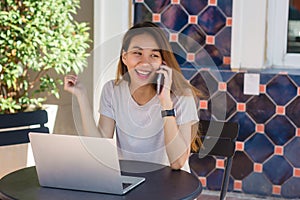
[{"xmin": 28, "ymin": 132, "xmax": 145, "ymax": 195}]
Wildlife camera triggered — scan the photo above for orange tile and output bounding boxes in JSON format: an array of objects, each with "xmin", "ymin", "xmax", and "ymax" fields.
[
  {"xmin": 256, "ymin": 124, "xmax": 264, "ymax": 133},
  {"xmin": 276, "ymin": 106, "xmax": 285, "ymax": 115},
  {"xmin": 223, "ymin": 56, "xmax": 231, "ymax": 65},
  {"xmin": 152, "ymin": 14, "xmax": 161, "ymax": 22},
  {"xmin": 216, "ymin": 159, "xmax": 224, "ymax": 169},
  {"xmin": 274, "ymin": 146, "xmax": 283, "ymax": 156},
  {"xmin": 298, "ymin": 87, "xmax": 300, "ymax": 96},
  {"xmin": 209, "ymin": 0, "xmax": 217, "ymax": 6},
  {"xmin": 171, "ymin": 0, "xmax": 180, "ymax": 4},
  {"xmin": 199, "ymin": 177, "xmax": 206, "ymax": 187},
  {"xmin": 186, "ymin": 53, "xmax": 195, "ymax": 62},
  {"xmin": 170, "ymin": 33, "xmax": 178, "ymax": 42},
  {"xmin": 235, "ymin": 141, "xmax": 244, "ymax": 151},
  {"xmin": 279, "ymin": 71, "xmax": 288, "ymax": 75},
  {"xmin": 254, "ymin": 163, "xmax": 263, "ymax": 173},
  {"xmin": 218, "ymin": 82, "xmax": 227, "ymax": 91},
  {"xmin": 272, "ymin": 185, "xmax": 281, "ymax": 195},
  {"xmin": 199, "ymin": 100, "xmax": 208, "ymax": 109},
  {"xmin": 294, "ymin": 168, "xmax": 300, "ymax": 177},
  {"xmin": 226, "ymin": 18, "xmax": 232, "ymax": 26},
  {"xmin": 297, "ymin": 128, "xmax": 300, "ymax": 137},
  {"xmin": 135, "ymin": 0, "xmax": 144, "ymax": 2},
  {"xmin": 237, "ymin": 103, "xmax": 246, "ymax": 112},
  {"xmin": 189, "ymin": 15, "xmax": 197, "ymax": 24},
  {"xmin": 206, "ymin": 35, "xmax": 215, "ymax": 45},
  {"xmin": 234, "ymin": 180, "xmax": 242, "ymax": 191},
  {"xmin": 259, "ymin": 85, "xmax": 266, "ymax": 93}
]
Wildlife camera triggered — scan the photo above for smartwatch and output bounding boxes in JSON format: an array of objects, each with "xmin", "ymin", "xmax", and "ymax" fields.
[{"xmin": 161, "ymin": 109, "xmax": 176, "ymax": 117}]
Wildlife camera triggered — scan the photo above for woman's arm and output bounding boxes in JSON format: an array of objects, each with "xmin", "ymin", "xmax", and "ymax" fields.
[
  {"xmin": 163, "ymin": 118, "xmax": 192, "ymax": 170},
  {"xmin": 156, "ymin": 66, "xmax": 192, "ymax": 170},
  {"xmin": 64, "ymin": 75, "xmax": 115, "ymax": 138}
]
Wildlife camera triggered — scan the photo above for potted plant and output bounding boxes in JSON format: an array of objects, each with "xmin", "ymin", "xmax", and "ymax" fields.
[
  {"xmin": 0, "ymin": 0, "xmax": 91, "ymax": 177},
  {"xmin": 0, "ymin": 0, "xmax": 90, "ymax": 114}
]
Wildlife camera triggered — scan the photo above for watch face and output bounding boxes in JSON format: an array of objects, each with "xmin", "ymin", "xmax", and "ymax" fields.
[{"xmin": 161, "ymin": 109, "xmax": 176, "ymax": 117}]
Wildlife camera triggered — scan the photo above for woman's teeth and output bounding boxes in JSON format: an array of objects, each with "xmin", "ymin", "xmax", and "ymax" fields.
[{"xmin": 136, "ymin": 69, "xmax": 151, "ymax": 76}]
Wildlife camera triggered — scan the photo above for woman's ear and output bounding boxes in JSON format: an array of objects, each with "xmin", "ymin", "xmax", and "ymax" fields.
[{"xmin": 121, "ymin": 50, "xmax": 127, "ymax": 66}]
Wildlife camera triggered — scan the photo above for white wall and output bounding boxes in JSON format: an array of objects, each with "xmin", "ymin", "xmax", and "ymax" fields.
[{"xmin": 93, "ymin": 0, "xmax": 130, "ymax": 121}]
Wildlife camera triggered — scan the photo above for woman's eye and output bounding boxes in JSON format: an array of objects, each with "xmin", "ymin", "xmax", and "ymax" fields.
[
  {"xmin": 151, "ymin": 54, "xmax": 160, "ymax": 58},
  {"xmin": 133, "ymin": 51, "xmax": 142, "ymax": 55}
]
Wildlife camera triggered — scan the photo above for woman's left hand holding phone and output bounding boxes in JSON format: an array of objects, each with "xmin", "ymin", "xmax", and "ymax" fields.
[{"xmin": 156, "ymin": 64, "xmax": 173, "ymax": 110}]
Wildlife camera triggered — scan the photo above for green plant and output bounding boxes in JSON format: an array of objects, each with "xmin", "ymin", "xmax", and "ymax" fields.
[{"xmin": 0, "ymin": 0, "xmax": 91, "ymax": 114}]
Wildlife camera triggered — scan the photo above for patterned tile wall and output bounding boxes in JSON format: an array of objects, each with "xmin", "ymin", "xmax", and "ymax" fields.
[{"xmin": 133, "ymin": 0, "xmax": 300, "ymax": 199}]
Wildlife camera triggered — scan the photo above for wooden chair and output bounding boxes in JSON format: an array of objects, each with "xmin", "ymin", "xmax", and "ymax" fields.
[
  {"xmin": 190, "ymin": 120, "xmax": 239, "ymax": 200},
  {"xmin": 0, "ymin": 110, "xmax": 49, "ymax": 146}
]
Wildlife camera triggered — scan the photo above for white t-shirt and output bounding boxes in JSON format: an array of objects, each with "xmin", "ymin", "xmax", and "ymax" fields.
[{"xmin": 99, "ymin": 80, "xmax": 199, "ymax": 172}]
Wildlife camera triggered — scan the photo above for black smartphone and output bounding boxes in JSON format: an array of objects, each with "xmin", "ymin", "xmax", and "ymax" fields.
[{"xmin": 156, "ymin": 73, "xmax": 164, "ymax": 95}]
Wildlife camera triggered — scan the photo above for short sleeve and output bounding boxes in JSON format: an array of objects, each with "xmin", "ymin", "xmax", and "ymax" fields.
[
  {"xmin": 99, "ymin": 80, "xmax": 115, "ymax": 120},
  {"xmin": 174, "ymin": 95, "xmax": 199, "ymax": 125}
]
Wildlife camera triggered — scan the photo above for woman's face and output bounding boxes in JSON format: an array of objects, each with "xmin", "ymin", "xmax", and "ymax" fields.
[{"xmin": 122, "ymin": 33, "xmax": 162, "ymax": 87}]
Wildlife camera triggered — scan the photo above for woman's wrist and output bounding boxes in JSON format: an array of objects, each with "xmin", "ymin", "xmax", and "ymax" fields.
[{"xmin": 161, "ymin": 99, "xmax": 173, "ymax": 110}]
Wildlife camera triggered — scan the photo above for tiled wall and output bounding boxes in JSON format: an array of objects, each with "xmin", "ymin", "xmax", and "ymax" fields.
[{"xmin": 133, "ymin": 0, "xmax": 300, "ymax": 198}]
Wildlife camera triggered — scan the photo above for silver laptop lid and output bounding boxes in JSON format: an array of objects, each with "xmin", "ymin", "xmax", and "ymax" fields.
[{"xmin": 29, "ymin": 133, "xmax": 126, "ymax": 194}]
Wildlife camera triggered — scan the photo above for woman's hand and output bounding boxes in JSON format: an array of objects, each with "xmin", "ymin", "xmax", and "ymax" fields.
[
  {"xmin": 64, "ymin": 75, "xmax": 86, "ymax": 97},
  {"xmin": 156, "ymin": 64, "xmax": 173, "ymax": 110}
]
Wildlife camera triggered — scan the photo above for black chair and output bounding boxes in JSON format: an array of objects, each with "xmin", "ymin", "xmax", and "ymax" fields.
[
  {"xmin": 190, "ymin": 120, "xmax": 239, "ymax": 200},
  {"xmin": 0, "ymin": 110, "xmax": 49, "ymax": 146}
]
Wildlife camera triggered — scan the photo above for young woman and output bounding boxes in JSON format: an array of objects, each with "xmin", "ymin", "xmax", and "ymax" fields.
[{"xmin": 64, "ymin": 21, "xmax": 202, "ymax": 172}]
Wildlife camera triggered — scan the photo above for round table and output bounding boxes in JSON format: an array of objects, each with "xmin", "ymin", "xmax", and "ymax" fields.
[{"xmin": 0, "ymin": 160, "xmax": 202, "ymax": 200}]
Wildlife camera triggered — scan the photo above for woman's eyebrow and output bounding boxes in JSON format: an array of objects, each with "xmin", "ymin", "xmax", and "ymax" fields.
[{"xmin": 131, "ymin": 46, "xmax": 160, "ymax": 52}]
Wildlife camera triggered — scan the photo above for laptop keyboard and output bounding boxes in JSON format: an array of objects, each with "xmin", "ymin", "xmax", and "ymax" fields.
[{"xmin": 122, "ymin": 183, "xmax": 132, "ymax": 189}]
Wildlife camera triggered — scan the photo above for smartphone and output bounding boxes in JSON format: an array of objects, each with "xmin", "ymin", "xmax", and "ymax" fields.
[{"xmin": 156, "ymin": 73, "xmax": 164, "ymax": 95}]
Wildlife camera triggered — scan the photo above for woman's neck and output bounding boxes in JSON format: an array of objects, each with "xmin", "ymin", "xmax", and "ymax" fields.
[{"xmin": 130, "ymin": 84, "xmax": 156, "ymax": 106}]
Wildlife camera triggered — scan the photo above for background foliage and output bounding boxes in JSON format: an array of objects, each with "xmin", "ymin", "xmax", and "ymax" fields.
[{"xmin": 0, "ymin": 0, "xmax": 91, "ymax": 114}]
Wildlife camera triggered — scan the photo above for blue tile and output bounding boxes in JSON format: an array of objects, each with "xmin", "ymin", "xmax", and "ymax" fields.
[
  {"xmin": 189, "ymin": 154, "xmax": 215, "ymax": 176},
  {"xmin": 199, "ymin": 109, "xmax": 212, "ymax": 121},
  {"xmin": 181, "ymin": 68, "xmax": 197, "ymax": 80},
  {"xmin": 263, "ymin": 155, "xmax": 293, "ymax": 185},
  {"xmin": 219, "ymin": 70, "xmax": 236, "ymax": 82},
  {"xmin": 289, "ymin": 74, "xmax": 300, "ymax": 86},
  {"xmin": 198, "ymin": 6, "xmax": 226, "ymax": 35},
  {"xmin": 180, "ymin": 0, "xmax": 208, "ymax": 15},
  {"xmin": 266, "ymin": 75, "xmax": 297, "ymax": 106},
  {"xmin": 208, "ymin": 91, "xmax": 236, "ymax": 120},
  {"xmin": 286, "ymin": 96, "xmax": 300, "ymax": 127},
  {"xmin": 179, "ymin": 24, "xmax": 206, "ymax": 52},
  {"xmin": 195, "ymin": 48, "xmax": 219, "ymax": 68},
  {"xmin": 260, "ymin": 74, "xmax": 276, "ymax": 84},
  {"xmin": 203, "ymin": 45, "xmax": 223, "ymax": 67},
  {"xmin": 218, "ymin": 0, "xmax": 233, "ymax": 17},
  {"xmin": 134, "ymin": 3, "xmax": 152, "ymax": 24},
  {"xmin": 242, "ymin": 172, "xmax": 272, "ymax": 196},
  {"xmin": 246, "ymin": 95, "xmax": 276, "ymax": 123},
  {"xmin": 265, "ymin": 116, "xmax": 295, "ymax": 145},
  {"xmin": 206, "ymin": 168, "xmax": 234, "ymax": 192},
  {"xmin": 285, "ymin": 137, "xmax": 300, "ymax": 168},
  {"xmin": 228, "ymin": 112, "xmax": 255, "ymax": 141},
  {"xmin": 227, "ymin": 73, "xmax": 252, "ymax": 102},
  {"xmin": 144, "ymin": 0, "xmax": 170, "ymax": 13},
  {"xmin": 190, "ymin": 71, "xmax": 219, "ymax": 100},
  {"xmin": 231, "ymin": 151, "xmax": 253, "ymax": 180},
  {"xmin": 215, "ymin": 27, "xmax": 231, "ymax": 56},
  {"xmin": 245, "ymin": 133, "xmax": 274, "ymax": 163},
  {"xmin": 281, "ymin": 177, "xmax": 300, "ymax": 199},
  {"xmin": 170, "ymin": 42, "xmax": 186, "ymax": 65},
  {"xmin": 161, "ymin": 5, "xmax": 188, "ymax": 32}
]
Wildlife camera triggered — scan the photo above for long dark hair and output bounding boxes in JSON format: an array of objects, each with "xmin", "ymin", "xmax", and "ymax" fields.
[{"xmin": 116, "ymin": 21, "xmax": 203, "ymax": 152}]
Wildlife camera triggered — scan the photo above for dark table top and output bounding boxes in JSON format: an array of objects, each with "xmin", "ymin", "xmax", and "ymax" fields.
[{"xmin": 0, "ymin": 160, "xmax": 202, "ymax": 200}]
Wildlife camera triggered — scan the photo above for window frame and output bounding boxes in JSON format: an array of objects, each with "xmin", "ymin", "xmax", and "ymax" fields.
[{"xmin": 267, "ymin": 0, "xmax": 300, "ymax": 68}]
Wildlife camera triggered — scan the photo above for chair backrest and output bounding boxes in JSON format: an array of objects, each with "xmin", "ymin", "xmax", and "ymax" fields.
[
  {"xmin": 0, "ymin": 110, "xmax": 49, "ymax": 146},
  {"xmin": 190, "ymin": 120, "xmax": 239, "ymax": 200}
]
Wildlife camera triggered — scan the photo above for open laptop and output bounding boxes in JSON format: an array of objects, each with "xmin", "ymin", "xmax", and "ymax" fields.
[{"xmin": 28, "ymin": 132, "xmax": 145, "ymax": 195}]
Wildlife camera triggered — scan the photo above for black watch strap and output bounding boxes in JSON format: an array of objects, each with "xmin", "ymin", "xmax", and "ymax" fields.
[{"xmin": 161, "ymin": 109, "xmax": 176, "ymax": 117}]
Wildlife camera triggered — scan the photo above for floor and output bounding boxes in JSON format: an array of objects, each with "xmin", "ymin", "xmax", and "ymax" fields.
[{"xmin": 197, "ymin": 190, "xmax": 298, "ymax": 200}]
